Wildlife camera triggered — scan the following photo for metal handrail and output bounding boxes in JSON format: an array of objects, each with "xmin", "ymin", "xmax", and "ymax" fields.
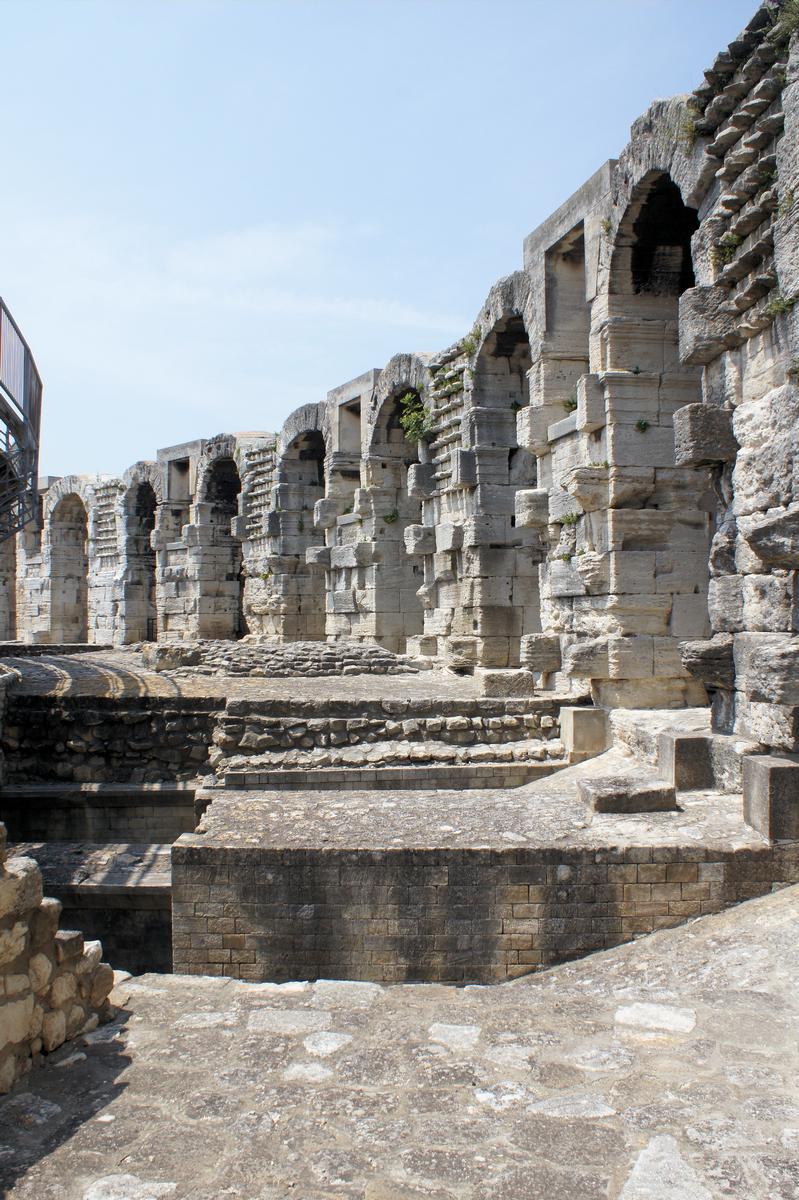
[{"xmin": 0, "ymin": 297, "xmax": 42, "ymax": 543}]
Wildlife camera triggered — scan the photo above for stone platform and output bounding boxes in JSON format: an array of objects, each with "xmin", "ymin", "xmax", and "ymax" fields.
[
  {"xmin": 172, "ymin": 748, "xmax": 799, "ymax": 983},
  {"xmin": 3, "ymin": 884, "xmax": 799, "ymax": 1198}
]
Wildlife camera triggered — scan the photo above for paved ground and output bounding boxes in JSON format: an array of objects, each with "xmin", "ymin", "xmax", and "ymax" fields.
[
  {"xmin": 1, "ymin": 884, "xmax": 798, "ymax": 1199},
  {"xmin": 196, "ymin": 748, "xmax": 765, "ymax": 851},
  {"xmin": 1, "ymin": 651, "xmax": 485, "ymax": 703}
]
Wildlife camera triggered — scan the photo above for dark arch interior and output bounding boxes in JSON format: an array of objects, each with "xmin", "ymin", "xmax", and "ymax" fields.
[
  {"xmin": 282, "ymin": 431, "xmax": 325, "ymax": 487},
  {"xmin": 206, "ymin": 457, "xmax": 242, "ymax": 515},
  {"xmin": 630, "ymin": 176, "xmax": 699, "ymax": 296}
]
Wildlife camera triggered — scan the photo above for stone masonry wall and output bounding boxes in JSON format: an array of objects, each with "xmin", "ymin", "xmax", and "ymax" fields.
[
  {"xmin": 3, "ymin": 697, "xmax": 220, "ymax": 784},
  {"xmin": 0, "ymin": 821, "xmax": 115, "ymax": 1093},
  {"xmin": 171, "ymin": 839, "xmax": 799, "ymax": 983}
]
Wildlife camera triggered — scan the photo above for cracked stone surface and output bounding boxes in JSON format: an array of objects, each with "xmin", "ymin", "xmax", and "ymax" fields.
[
  {"xmin": 1, "ymin": 884, "xmax": 797, "ymax": 1198},
  {"xmin": 195, "ymin": 748, "xmax": 767, "ymax": 851}
]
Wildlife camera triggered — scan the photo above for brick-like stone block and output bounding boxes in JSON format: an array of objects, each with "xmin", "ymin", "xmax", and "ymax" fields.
[
  {"xmin": 743, "ymin": 754, "xmax": 799, "ymax": 840},
  {"xmin": 673, "ymin": 403, "xmax": 737, "ymax": 466},
  {"xmin": 578, "ymin": 775, "xmax": 678, "ymax": 813}
]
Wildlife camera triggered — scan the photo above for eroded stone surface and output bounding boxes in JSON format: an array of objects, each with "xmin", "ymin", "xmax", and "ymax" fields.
[{"xmin": 0, "ymin": 884, "xmax": 797, "ymax": 1198}]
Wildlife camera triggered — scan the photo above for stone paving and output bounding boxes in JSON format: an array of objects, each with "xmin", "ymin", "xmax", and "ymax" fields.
[
  {"xmin": 194, "ymin": 748, "xmax": 764, "ymax": 851},
  {"xmin": 1, "ymin": 651, "xmax": 483, "ymax": 703},
  {"xmin": 1, "ymin": 883, "xmax": 798, "ymax": 1198}
]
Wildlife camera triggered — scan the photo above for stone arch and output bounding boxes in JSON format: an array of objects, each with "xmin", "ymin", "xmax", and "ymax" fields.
[
  {"xmin": 47, "ymin": 488, "xmax": 90, "ymax": 643},
  {"xmin": 610, "ymin": 170, "xmax": 699, "ymax": 299},
  {"xmin": 359, "ymin": 355, "xmax": 433, "ymax": 653},
  {"xmin": 120, "ymin": 468, "xmax": 160, "ymax": 643},
  {"xmin": 196, "ymin": 448, "xmax": 247, "ymax": 640},
  {"xmin": 268, "ymin": 406, "xmax": 328, "ymax": 641}
]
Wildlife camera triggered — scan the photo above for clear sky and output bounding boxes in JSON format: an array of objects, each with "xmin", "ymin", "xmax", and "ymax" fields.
[{"xmin": 3, "ymin": 0, "xmax": 758, "ymax": 478}]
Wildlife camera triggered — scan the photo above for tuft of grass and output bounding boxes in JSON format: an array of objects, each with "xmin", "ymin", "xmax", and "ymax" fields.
[
  {"xmin": 768, "ymin": 0, "xmax": 799, "ymax": 48},
  {"xmin": 679, "ymin": 101, "xmax": 703, "ymax": 151},
  {"xmin": 459, "ymin": 323, "xmax": 483, "ymax": 357},
  {"xmin": 560, "ymin": 512, "xmax": 580, "ymax": 526},
  {"xmin": 635, "ymin": 418, "xmax": 650, "ymax": 433},
  {"xmin": 765, "ymin": 293, "xmax": 797, "ymax": 318},
  {"xmin": 384, "ymin": 510, "xmax": 399, "ymax": 525}
]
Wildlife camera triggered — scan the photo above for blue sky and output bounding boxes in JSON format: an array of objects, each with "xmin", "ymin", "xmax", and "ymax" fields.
[{"xmin": 2, "ymin": 0, "xmax": 757, "ymax": 477}]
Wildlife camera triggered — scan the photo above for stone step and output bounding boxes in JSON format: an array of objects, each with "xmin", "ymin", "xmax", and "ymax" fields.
[
  {"xmin": 216, "ymin": 736, "xmax": 567, "ymax": 788},
  {"xmin": 1, "ymin": 783, "xmax": 196, "ymax": 843},
  {"xmin": 211, "ymin": 758, "xmax": 562, "ymax": 796},
  {"xmin": 8, "ymin": 840, "xmax": 172, "ymax": 975}
]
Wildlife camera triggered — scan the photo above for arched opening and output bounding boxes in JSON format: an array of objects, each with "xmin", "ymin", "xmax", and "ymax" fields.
[
  {"xmin": 202, "ymin": 457, "xmax": 246, "ymax": 640},
  {"xmin": 614, "ymin": 174, "xmax": 698, "ymax": 298},
  {"xmin": 363, "ymin": 388, "xmax": 426, "ymax": 653},
  {"xmin": 594, "ymin": 171, "xmax": 711, "ymax": 706},
  {"xmin": 468, "ymin": 318, "xmax": 539, "ymax": 666},
  {"xmin": 50, "ymin": 494, "xmax": 89, "ymax": 642},
  {"xmin": 123, "ymin": 482, "xmax": 158, "ymax": 642},
  {"xmin": 276, "ymin": 430, "xmax": 326, "ymax": 641}
]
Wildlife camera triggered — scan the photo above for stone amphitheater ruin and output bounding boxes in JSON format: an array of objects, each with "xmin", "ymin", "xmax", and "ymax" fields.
[{"xmin": 2, "ymin": 3, "xmax": 799, "ymax": 1196}]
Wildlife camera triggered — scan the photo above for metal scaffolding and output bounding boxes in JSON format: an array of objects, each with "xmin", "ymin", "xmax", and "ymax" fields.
[{"xmin": 0, "ymin": 298, "xmax": 42, "ymax": 544}]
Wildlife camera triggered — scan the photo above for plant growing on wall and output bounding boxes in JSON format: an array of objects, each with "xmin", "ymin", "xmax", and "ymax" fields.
[{"xmin": 398, "ymin": 390, "xmax": 434, "ymax": 444}]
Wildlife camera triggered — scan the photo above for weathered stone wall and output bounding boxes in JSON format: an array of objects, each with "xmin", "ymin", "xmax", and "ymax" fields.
[
  {"xmin": 0, "ymin": 821, "xmax": 114, "ymax": 1093},
  {"xmin": 8, "ymin": 3, "xmax": 799, "ymax": 756},
  {"xmin": 171, "ymin": 838, "xmax": 799, "ymax": 983},
  {"xmin": 3, "ymin": 697, "xmax": 220, "ymax": 784}
]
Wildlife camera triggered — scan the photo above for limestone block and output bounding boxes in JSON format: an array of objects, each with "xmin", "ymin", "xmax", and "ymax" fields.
[
  {"xmin": 29, "ymin": 899, "xmax": 61, "ymax": 949},
  {"xmin": 475, "ymin": 669, "xmax": 537, "ymax": 697},
  {"xmin": 579, "ymin": 776, "xmax": 677, "ymax": 813},
  {"xmin": 680, "ymin": 635, "xmax": 735, "ymax": 690},
  {"xmin": 403, "ymin": 525, "xmax": 435, "ymax": 557},
  {"xmin": 330, "ymin": 542, "xmax": 378, "ymax": 570},
  {"xmin": 563, "ymin": 637, "xmax": 609, "ymax": 678},
  {"xmin": 463, "ymin": 406, "xmax": 517, "ymax": 449},
  {"xmin": 576, "ymin": 374, "xmax": 605, "ymax": 432},
  {"xmin": 744, "ymin": 505, "xmax": 799, "ymax": 569},
  {"xmin": 305, "ymin": 546, "xmax": 331, "ymax": 570},
  {"xmin": 41, "ymin": 1009, "xmax": 66, "ymax": 1053},
  {"xmin": 608, "ymin": 467, "xmax": 655, "ymax": 509},
  {"xmin": 313, "ymin": 499, "xmax": 343, "ymax": 530},
  {"xmin": 671, "ymin": 594, "xmax": 710, "ymax": 639},
  {"xmin": 0, "ymin": 858, "xmax": 43, "ymax": 920},
  {"xmin": 407, "ymin": 463, "xmax": 436, "ymax": 499},
  {"xmin": 0, "ymin": 994, "xmax": 34, "ymax": 1053},
  {"xmin": 27, "ymin": 953, "xmax": 53, "ymax": 994},
  {"xmin": 679, "ymin": 285, "xmax": 740, "ymax": 365},
  {"xmin": 329, "ymin": 590, "xmax": 359, "ymax": 614},
  {"xmin": 560, "ymin": 706, "xmax": 608, "ymax": 756},
  {"xmin": 673, "ymin": 403, "xmax": 737, "ymax": 466},
  {"xmin": 461, "ymin": 577, "xmax": 512, "ymax": 607},
  {"xmin": 450, "ymin": 449, "xmax": 476, "ymax": 488},
  {"xmin": 562, "ymin": 467, "xmax": 608, "ymax": 512},
  {"xmin": 514, "ymin": 490, "xmax": 549, "ymax": 529},
  {"xmin": 519, "ymin": 633, "xmax": 561, "ymax": 673},
  {"xmin": 462, "ymin": 516, "xmax": 512, "ymax": 548},
  {"xmin": 708, "ymin": 576, "xmax": 743, "ymax": 633},
  {"xmin": 653, "ymin": 637, "xmax": 690, "ymax": 678},
  {"xmin": 456, "ymin": 606, "xmax": 522, "ymax": 637},
  {"xmin": 732, "ymin": 385, "xmax": 799, "ymax": 518},
  {"xmin": 434, "ymin": 524, "xmax": 462, "ymax": 553},
  {"xmin": 608, "ymin": 636, "xmax": 654, "ymax": 679},
  {"xmin": 608, "ymin": 552, "xmax": 657, "ymax": 595},
  {"xmin": 607, "ymin": 422, "xmax": 680, "ymax": 470},
  {"xmin": 654, "ymin": 551, "xmax": 709, "ymax": 595},
  {"xmin": 516, "ymin": 405, "xmax": 551, "ymax": 455},
  {"xmin": 743, "ymin": 754, "xmax": 799, "ymax": 839},
  {"xmin": 741, "ymin": 574, "xmax": 794, "ymax": 633},
  {"xmin": 49, "ymin": 973, "xmax": 77, "ymax": 1007},
  {"xmin": 90, "ymin": 963, "xmax": 115, "ymax": 1007},
  {"xmin": 657, "ymin": 732, "xmax": 713, "ymax": 790},
  {"xmin": 432, "ymin": 553, "xmax": 455, "ymax": 584},
  {"xmin": 734, "ymin": 632, "xmax": 799, "ymax": 706},
  {"xmin": 0, "ymin": 922, "xmax": 27, "ymax": 968},
  {"xmin": 574, "ymin": 551, "xmax": 608, "ymax": 594}
]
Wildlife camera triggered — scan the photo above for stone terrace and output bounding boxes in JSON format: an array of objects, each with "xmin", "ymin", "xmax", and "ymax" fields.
[{"xmin": 2, "ymin": 884, "xmax": 798, "ymax": 1199}]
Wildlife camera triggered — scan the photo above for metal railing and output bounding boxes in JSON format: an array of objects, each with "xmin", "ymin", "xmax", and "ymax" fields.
[{"xmin": 0, "ymin": 298, "xmax": 42, "ymax": 543}]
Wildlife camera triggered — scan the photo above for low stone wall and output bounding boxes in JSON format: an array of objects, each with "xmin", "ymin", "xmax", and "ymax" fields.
[
  {"xmin": 212, "ymin": 697, "xmax": 562, "ymax": 760},
  {"xmin": 2, "ymin": 784, "xmax": 196, "ymax": 843},
  {"xmin": 58, "ymin": 894, "xmax": 172, "ymax": 976},
  {"xmin": 3, "ymin": 697, "xmax": 220, "ymax": 784},
  {"xmin": 172, "ymin": 839, "xmax": 799, "ymax": 984},
  {"xmin": 144, "ymin": 638, "xmax": 420, "ymax": 677},
  {"xmin": 0, "ymin": 822, "xmax": 114, "ymax": 1093}
]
